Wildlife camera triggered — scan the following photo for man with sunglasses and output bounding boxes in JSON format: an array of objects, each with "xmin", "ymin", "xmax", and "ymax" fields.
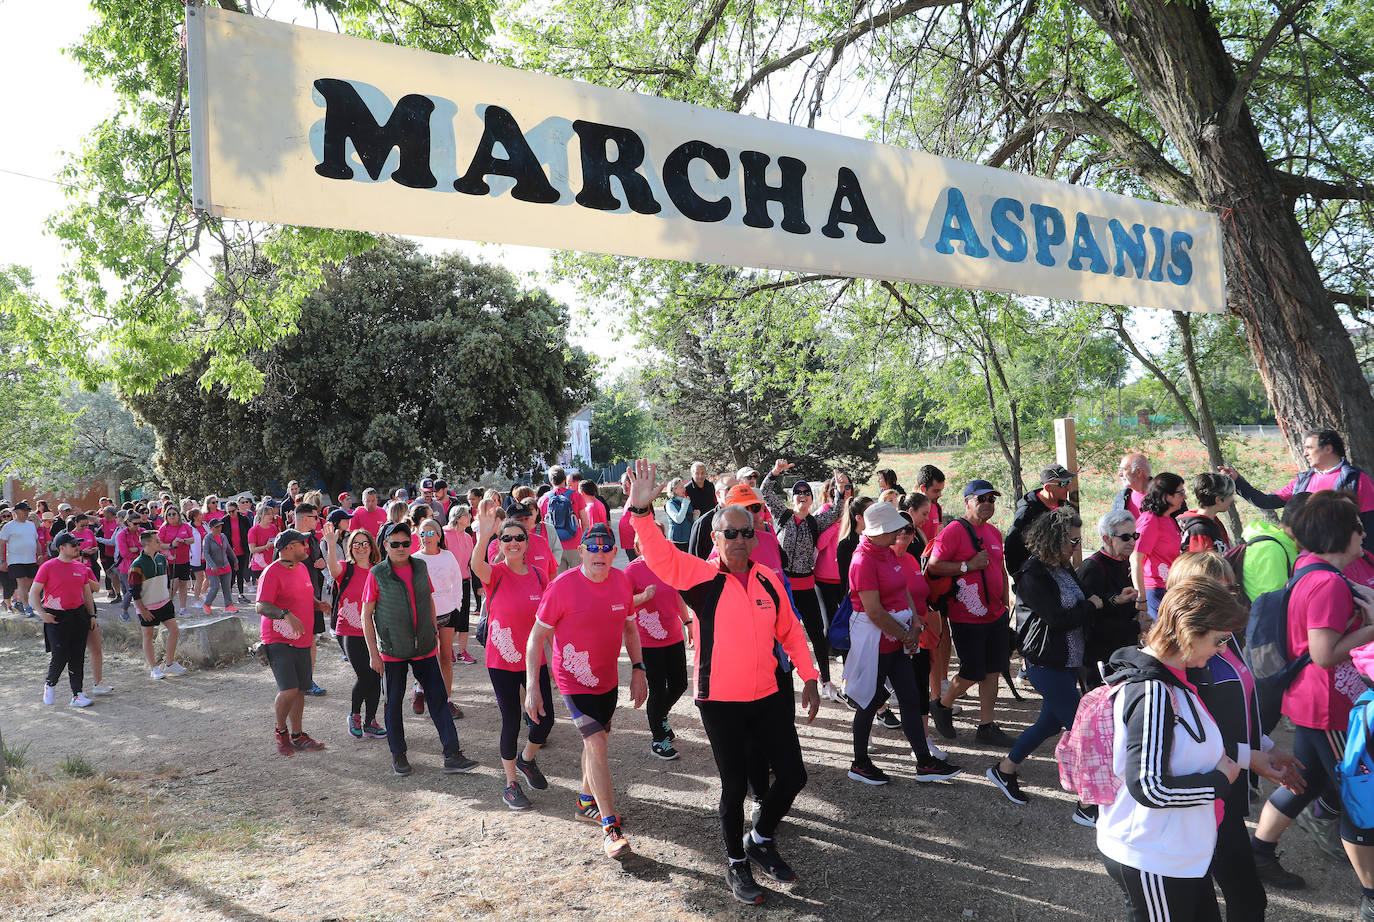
[
  {"xmin": 927, "ymin": 480, "xmax": 1014, "ymax": 747},
  {"xmin": 524, "ymin": 522, "xmax": 647, "ymax": 860},
  {"xmin": 624, "ymin": 459, "xmax": 821, "ymax": 906},
  {"xmin": 256, "ymin": 529, "xmax": 330, "ymax": 756},
  {"xmin": 1004, "ymin": 465, "xmax": 1075, "ymax": 576}
]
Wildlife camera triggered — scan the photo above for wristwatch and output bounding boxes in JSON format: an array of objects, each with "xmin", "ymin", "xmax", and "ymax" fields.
[
  {"xmin": 960, "ymin": 561, "xmax": 968, "ymax": 574},
  {"xmin": 632, "ymin": 662, "xmax": 646, "ymax": 672},
  {"xmin": 627, "ymin": 505, "xmax": 653, "ymax": 517}
]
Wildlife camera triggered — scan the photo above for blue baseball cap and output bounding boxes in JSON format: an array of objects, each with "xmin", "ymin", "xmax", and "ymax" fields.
[
  {"xmin": 582, "ymin": 523, "xmax": 616, "ymax": 548},
  {"xmin": 963, "ymin": 479, "xmax": 1001, "ymax": 498}
]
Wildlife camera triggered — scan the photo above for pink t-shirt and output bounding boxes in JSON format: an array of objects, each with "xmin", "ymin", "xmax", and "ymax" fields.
[
  {"xmin": 73, "ymin": 527, "xmax": 98, "ymax": 556},
  {"xmin": 1135, "ymin": 511, "xmax": 1181, "ymax": 589},
  {"xmin": 535, "ymin": 567, "xmax": 634, "ymax": 695},
  {"xmin": 349, "ymin": 506, "xmax": 388, "ymax": 537},
  {"xmin": 1283, "ymin": 552, "xmax": 1362, "ymax": 729},
  {"xmin": 585, "ymin": 497, "xmax": 609, "ymax": 528},
  {"xmin": 917, "ymin": 496, "xmax": 943, "ymax": 545},
  {"xmin": 204, "ymin": 508, "xmax": 225, "ymax": 523},
  {"xmin": 618, "ymin": 508, "xmax": 637, "ymax": 555},
  {"xmin": 1278, "ymin": 467, "xmax": 1374, "ymax": 512},
  {"xmin": 486, "ymin": 531, "xmax": 558, "ymax": 582},
  {"xmin": 898, "ymin": 553, "xmax": 931, "ymax": 614},
  {"xmin": 814, "ymin": 521, "xmax": 841, "ymax": 582},
  {"xmin": 35, "ymin": 557, "xmax": 94, "ymax": 609},
  {"xmin": 445, "ymin": 527, "xmax": 475, "ymax": 579},
  {"xmin": 116, "ymin": 526, "xmax": 142, "ymax": 574},
  {"xmin": 257, "ymin": 561, "xmax": 316, "ymax": 648},
  {"xmin": 159, "ymin": 523, "xmax": 192, "ymax": 565},
  {"xmin": 333, "ymin": 565, "xmax": 376, "ymax": 638},
  {"xmin": 626, "ymin": 557, "xmax": 684, "ymax": 649},
  {"xmin": 930, "ymin": 520, "xmax": 1007, "ymax": 624},
  {"xmin": 1124, "ymin": 489, "xmax": 1145, "ymax": 520},
  {"xmin": 538, "ymin": 487, "xmax": 587, "ymax": 545},
  {"xmin": 482, "ymin": 562, "xmax": 546, "ymax": 671},
  {"xmin": 247, "ymin": 523, "xmax": 279, "ymax": 571},
  {"xmin": 848, "ymin": 537, "xmax": 911, "ymax": 613}
]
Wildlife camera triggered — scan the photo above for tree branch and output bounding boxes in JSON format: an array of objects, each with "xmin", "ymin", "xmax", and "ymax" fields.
[
  {"xmin": 1275, "ymin": 170, "xmax": 1374, "ymax": 203},
  {"xmin": 689, "ymin": 0, "xmax": 731, "ymax": 60},
  {"xmin": 1218, "ymin": 0, "xmax": 1315, "ymax": 128},
  {"xmin": 1327, "ymin": 289, "xmax": 1373, "ymax": 310},
  {"xmin": 1040, "ymin": 99, "xmax": 1199, "ymax": 205}
]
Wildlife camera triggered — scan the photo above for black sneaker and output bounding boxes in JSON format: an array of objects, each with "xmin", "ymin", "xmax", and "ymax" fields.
[
  {"xmin": 1072, "ymin": 803, "xmax": 1098, "ymax": 827},
  {"xmin": 443, "ymin": 749, "xmax": 478, "ymax": 773},
  {"xmin": 929, "ymin": 699, "xmax": 957, "ymax": 739},
  {"xmin": 975, "ymin": 722, "xmax": 1016, "ymax": 747},
  {"xmin": 726, "ymin": 861, "xmax": 766, "ymax": 905},
  {"xmin": 847, "ymin": 762, "xmax": 890, "ymax": 785},
  {"xmin": 876, "ymin": 708, "xmax": 902, "ymax": 730},
  {"xmin": 662, "ymin": 721, "xmax": 676, "ymax": 743},
  {"xmin": 515, "ymin": 754, "xmax": 548, "ymax": 790},
  {"xmin": 1252, "ymin": 850, "xmax": 1305, "ymax": 890},
  {"xmin": 652, "ymin": 739, "xmax": 680, "ymax": 760},
  {"xmin": 743, "ymin": 832, "xmax": 797, "ymax": 882},
  {"xmin": 987, "ymin": 766, "xmax": 1028, "ymax": 805},
  {"xmin": 1360, "ymin": 894, "xmax": 1374, "ymax": 922},
  {"xmin": 503, "ymin": 781, "xmax": 533, "ymax": 811},
  {"xmin": 392, "ymin": 753, "xmax": 413, "ymax": 776},
  {"xmin": 839, "ymin": 691, "xmax": 860, "ymax": 711},
  {"xmin": 915, "ymin": 757, "xmax": 963, "ymax": 782},
  {"xmin": 1296, "ymin": 808, "xmax": 1345, "ymax": 861}
]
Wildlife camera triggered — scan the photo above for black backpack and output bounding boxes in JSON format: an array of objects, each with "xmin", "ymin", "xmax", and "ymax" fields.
[{"xmin": 1245, "ymin": 560, "xmax": 1344, "ymax": 735}]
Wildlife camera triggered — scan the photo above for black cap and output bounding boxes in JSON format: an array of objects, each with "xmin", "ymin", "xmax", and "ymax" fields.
[
  {"xmin": 327, "ymin": 509, "xmax": 351, "ymax": 528},
  {"xmin": 582, "ymin": 522, "xmax": 615, "ymax": 548},
  {"xmin": 273, "ymin": 529, "xmax": 309, "ymax": 551},
  {"xmin": 53, "ymin": 532, "xmax": 81, "ymax": 549}
]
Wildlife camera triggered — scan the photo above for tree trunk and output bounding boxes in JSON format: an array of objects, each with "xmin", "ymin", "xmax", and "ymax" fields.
[
  {"xmin": 1080, "ymin": 0, "xmax": 1374, "ymax": 466},
  {"xmin": 1175, "ymin": 312, "xmax": 1244, "ymax": 538}
]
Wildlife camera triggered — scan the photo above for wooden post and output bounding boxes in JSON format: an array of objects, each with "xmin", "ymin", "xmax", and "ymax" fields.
[{"xmin": 1055, "ymin": 417, "xmax": 1082, "ymax": 566}]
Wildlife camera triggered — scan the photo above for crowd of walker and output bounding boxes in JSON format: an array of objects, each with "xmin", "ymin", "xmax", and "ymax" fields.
[{"xmin": 8, "ymin": 430, "xmax": 1374, "ymax": 918}]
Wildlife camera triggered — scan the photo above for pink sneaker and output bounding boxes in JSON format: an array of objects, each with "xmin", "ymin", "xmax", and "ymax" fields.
[
  {"xmin": 202, "ymin": 604, "xmax": 213, "ymax": 616},
  {"xmin": 457, "ymin": 651, "xmax": 477, "ymax": 665},
  {"xmin": 224, "ymin": 605, "xmax": 239, "ymax": 613}
]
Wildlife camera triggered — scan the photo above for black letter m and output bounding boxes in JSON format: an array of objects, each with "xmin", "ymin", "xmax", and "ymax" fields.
[{"xmin": 314, "ymin": 78, "xmax": 437, "ymax": 189}]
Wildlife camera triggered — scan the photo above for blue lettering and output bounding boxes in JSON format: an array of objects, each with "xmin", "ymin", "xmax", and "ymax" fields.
[
  {"xmin": 989, "ymin": 197, "xmax": 1027, "ymax": 262},
  {"xmin": 934, "ymin": 188, "xmax": 989, "ymax": 258},
  {"xmin": 1067, "ymin": 212, "xmax": 1109, "ymax": 274},
  {"xmin": 1167, "ymin": 231, "xmax": 1194, "ymax": 286},
  {"xmin": 1109, "ymin": 220, "xmax": 1148, "ymax": 278},
  {"xmin": 1029, "ymin": 204, "xmax": 1066, "ymax": 267},
  {"xmin": 1148, "ymin": 226, "xmax": 1167, "ymax": 282}
]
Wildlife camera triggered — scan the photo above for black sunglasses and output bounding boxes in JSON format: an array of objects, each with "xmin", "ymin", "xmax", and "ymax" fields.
[
  {"xmin": 500, "ymin": 533, "xmax": 527, "ymax": 543},
  {"xmin": 974, "ymin": 496, "xmax": 996, "ymax": 504},
  {"xmin": 387, "ymin": 540, "xmax": 409, "ymax": 549},
  {"xmin": 722, "ymin": 527, "xmax": 756, "ymax": 540},
  {"xmin": 1113, "ymin": 532, "xmax": 1141, "ymax": 541}
]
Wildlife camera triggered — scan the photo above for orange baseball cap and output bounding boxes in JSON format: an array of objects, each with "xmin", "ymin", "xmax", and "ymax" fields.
[{"xmin": 724, "ymin": 484, "xmax": 763, "ymax": 506}]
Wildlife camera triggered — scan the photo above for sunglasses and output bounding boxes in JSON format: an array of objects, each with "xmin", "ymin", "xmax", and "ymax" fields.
[
  {"xmin": 419, "ymin": 529, "xmax": 438, "ymax": 537},
  {"xmin": 746, "ymin": 504, "xmax": 763, "ymax": 514},
  {"xmin": 500, "ymin": 533, "xmax": 527, "ymax": 543},
  {"xmin": 349, "ymin": 541, "xmax": 370, "ymax": 549},
  {"xmin": 794, "ymin": 491, "xmax": 812, "ymax": 498},
  {"xmin": 974, "ymin": 496, "xmax": 996, "ymax": 504},
  {"xmin": 722, "ymin": 527, "xmax": 756, "ymax": 540},
  {"xmin": 1113, "ymin": 532, "xmax": 1141, "ymax": 541},
  {"xmin": 387, "ymin": 541, "xmax": 409, "ymax": 549},
  {"xmin": 583, "ymin": 543, "xmax": 614, "ymax": 553},
  {"xmin": 1048, "ymin": 479, "xmax": 1071, "ymax": 488},
  {"xmin": 1068, "ymin": 537, "xmax": 1082, "ymax": 546}
]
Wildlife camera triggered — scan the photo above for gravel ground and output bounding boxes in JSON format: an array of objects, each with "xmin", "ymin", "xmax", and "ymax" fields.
[{"xmin": 0, "ymin": 599, "xmax": 1364, "ymax": 922}]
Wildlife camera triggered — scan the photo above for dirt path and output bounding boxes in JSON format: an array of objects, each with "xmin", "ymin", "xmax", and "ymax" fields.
[{"xmin": 0, "ymin": 601, "xmax": 1361, "ymax": 921}]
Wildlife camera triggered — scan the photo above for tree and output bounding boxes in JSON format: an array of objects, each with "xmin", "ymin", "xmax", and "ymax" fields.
[
  {"xmin": 0, "ymin": 267, "xmax": 76, "ymax": 484},
  {"xmin": 125, "ymin": 238, "xmax": 593, "ymax": 495},
  {"xmin": 589, "ymin": 378, "xmax": 653, "ymax": 465}
]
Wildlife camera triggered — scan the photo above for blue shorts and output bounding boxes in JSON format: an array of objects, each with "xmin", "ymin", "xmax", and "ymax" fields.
[{"xmin": 564, "ymin": 689, "xmax": 618, "ymax": 737}]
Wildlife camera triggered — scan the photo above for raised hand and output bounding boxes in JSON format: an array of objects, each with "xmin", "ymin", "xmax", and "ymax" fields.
[
  {"xmin": 627, "ymin": 459, "xmax": 666, "ymax": 508},
  {"xmin": 771, "ymin": 459, "xmax": 795, "ymax": 476}
]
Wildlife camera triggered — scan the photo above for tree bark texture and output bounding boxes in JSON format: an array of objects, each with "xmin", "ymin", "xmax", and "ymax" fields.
[{"xmin": 1079, "ymin": 0, "xmax": 1374, "ymax": 466}]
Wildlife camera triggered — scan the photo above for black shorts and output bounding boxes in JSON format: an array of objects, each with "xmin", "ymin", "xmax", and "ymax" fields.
[
  {"xmin": 313, "ymin": 609, "xmax": 326, "ymax": 635},
  {"xmin": 265, "ymin": 643, "xmax": 313, "ymax": 691},
  {"xmin": 171, "ymin": 562, "xmax": 192, "ymax": 581},
  {"xmin": 950, "ymin": 614, "xmax": 1011, "ymax": 682},
  {"xmin": 564, "ymin": 689, "xmax": 618, "ymax": 737},
  {"xmin": 435, "ymin": 608, "xmax": 457, "ymax": 629},
  {"xmin": 8, "ymin": 562, "xmax": 37, "ymax": 580},
  {"xmin": 139, "ymin": 602, "xmax": 177, "ymax": 628},
  {"xmin": 190, "ymin": 563, "xmax": 206, "ymax": 573}
]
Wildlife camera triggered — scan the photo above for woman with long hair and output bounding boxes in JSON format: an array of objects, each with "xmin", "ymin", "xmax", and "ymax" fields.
[
  {"xmin": 445, "ymin": 504, "xmax": 478, "ymax": 665},
  {"xmin": 323, "ymin": 520, "xmax": 386, "ymax": 740},
  {"xmin": 1133, "ymin": 472, "xmax": 1186, "ymax": 621},
  {"xmin": 417, "ymin": 517, "xmax": 464, "ymax": 719}
]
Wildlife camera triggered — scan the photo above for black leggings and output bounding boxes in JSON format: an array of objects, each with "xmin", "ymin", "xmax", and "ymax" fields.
[
  {"xmin": 45, "ymin": 608, "xmax": 90, "ymax": 695},
  {"xmin": 1103, "ymin": 854, "xmax": 1220, "ymax": 922},
  {"xmin": 642, "ymin": 642, "xmax": 688, "ymax": 741},
  {"xmin": 1211, "ymin": 799, "xmax": 1267, "ymax": 921},
  {"xmin": 489, "ymin": 665, "xmax": 553, "ymax": 760},
  {"xmin": 792, "ymin": 585, "xmax": 830, "ymax": 683},
  {"xmin": 454, "ymin": 577, "xmax": 474, "ymax": 633},
  {"xmin": 698, "ymin": 687, "xmax": 808, "ymax": 860},
  {"xmin": 232, "ymin": 550, "xmax": 251, "ymax": 596},
  {"xmin": 343, "ymin": 635, "xmax": 381, "ymax": 722},
  {"xmin": 853, "ymin": 648, "xmax": 931, "ymax": 764}
]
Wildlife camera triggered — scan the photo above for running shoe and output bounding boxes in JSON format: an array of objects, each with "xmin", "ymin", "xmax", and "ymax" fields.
[
  {"xmin": 987, "ymin": 766, "xmax": 1028, "ymax": 805},
  {"xmin": 661, "ymin": 721, "xmax": 676, "ymax": 743},
  {"xmin": 224, "ymin": 605, "xmax": 239, "ymax": 613},
  {"xmin": 89, "ymin": 683, "xmax": 113, "ymax": 696},
  {"xmin": 202, "ymin": 604, "xmax": 213, "ymax": 616},
  {"xmin": 238, "ymin": 594, "xmax": 249, "ymax": 605},
  {"xmin": 839, "ymin": 691, "xmax": 860, "ymax": 711},
  {"xmin": 274, "ymin": 728, "xmax": 294, "ymax": 757},
  {"xmin": 1296, "ymin": 807, "xmax": 1345, "ymax": 861},
  {"xmin": 393, "ymin": 753, "xmax": 413, "ymax": 776},
  {"xmin": 975, "ymin": 722, "xmax": 1015, "ymax": 748},
  {"xmin": 743, "ymin": 833, "xmax": 796, "ymax": 882},
  {"xmin": 291, "ymin": 732, "xmax": 326, "ymax": 752},
  {"xmin": 1361, "ymin": 894, "xmax": 1374, "ymax": 922},
  {"xmin": 448, "ymin": 701, "xmax": 464, "ymax": 719},
  {"xmin": 652, "ymin": 740, "xmax": 680, "ymax": 761},
  {"xmin": 929, "ymin": 699, "xmax": 957, "ymax": 739},
  {"xmin": 150, "ymin": 666, "xmax": 167, "ymax": 680},
  {"xmin": 412, "ymin": 683, "xmax": 425, "ymax": 714},
  {"xmin": 163, "ymin": 662, "xmax": 188, "ymax": 676},
  {"xmin": 1252, "ymin": 850, "xmax": 1305, "ymax": 889},
  {"xmin": 602, "ymin": 819, "xmax": 632, "ymax": 859},
  {"xmin": 820, "ymin": 681, "xmax": 838, "ymax": 702},
  {"xmin": 443, "ymin": 749, "xmax": 478, "ymax": 773},
  {"xmin": 305, "ymin": 681, "xmax": 326, "ymax": 696},
  {"xmin": 70, "ymin": 692, "xmax": 94, "ymax": 708},
  {"xmin": 847, "ymin": 762, "xmax": 890, "ymax": 785},
  {"xmin": 876, "ymin": 708, "xmax": 902, "ymax": 730},
  {"xmin": 503, "ymin": 782, "xmax": 533, "ymax": 811},
  {"xmin": 1072, "ymin": 803, "xmax": 1098, "ymax": 828},
  {"xmin": 726, "ymin": 861, "xmax": 766, "ymax": 905},
  {"xmin": 915, "ymin": 757, "xmax": 963, "ymax": 782},
  {"xmin": 457, "ymin": 651, "xmax": 477, "ymax": 665},
  {"xmin": 575, "ymin": 795, "xmax": 601, "ymax": 822},
  {"xmin": 120, "ymin": 607, "xmax": 131, "ymax": 622},
  {"xmin": 42, "ymin": 684, "xmax": 56, "ymax": 705},
  {"xmin": 348, "ymin": 713, "xmax": 364, "ymax": 739},
  {"xmin": 515, "ymin": 754, "xmax": 548, "ymax": 790},
  {"xmin": 363, "ymin": 720, "xmax": 387, "ymax": 739}
]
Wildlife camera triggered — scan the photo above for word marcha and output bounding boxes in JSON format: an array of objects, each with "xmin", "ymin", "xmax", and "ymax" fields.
[{"xmin": 312, "ymin": 77, "xmax": 1196, "ymax": 288}]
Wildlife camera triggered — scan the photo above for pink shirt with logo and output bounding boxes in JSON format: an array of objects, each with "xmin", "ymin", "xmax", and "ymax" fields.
[
  {"xmin": 1134, "ymin": 511, "xmax": 1181, "ymax": 589},
  {"xmin": 35, "ymin": 557, "xmax": 95, "ymax": 609},
  {"xmin": 332, "ymin": 565, "xmax": 376, "ymax": 638},
  {"xmin": 482, "ymin": 562, "xmax": 547, "ymax": 671},
  {"xmin": 535, "ymin": 567, "xmax": 634, "ymax": 695},
  {"xmin": 1277, "ymin": 467, "xmax": 1374, "ymax": 511},
  {"xmin": 930, "ymin": 520, "xmax": 1007, "ymax": 624},
  {"xmin": 247, "ymin": 524, "xmax": 279, "ymax": 571},
  {"xmin": 626, "ymin": 557, "xmax": 685, "ymax": 649},
  {"xmin": 1283, "ymin": 552, "xmax": 1363, "ymax": 730},
  {"xmin": 159, "ymin": 523, "xmax": 193, "ymax": 565},
  {"xmin": 258, "ymin": 560, "xmax": 316, "ymax": 648}
]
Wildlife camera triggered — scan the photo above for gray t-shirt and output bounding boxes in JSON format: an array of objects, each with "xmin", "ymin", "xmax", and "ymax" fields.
[
  {"xmin": 0, "ymin": 519, "xmax": 40, "ymax": 564},
  {"xmin": 1051, "ymin": 566, "xmax": 1086, "ymax": 669}
]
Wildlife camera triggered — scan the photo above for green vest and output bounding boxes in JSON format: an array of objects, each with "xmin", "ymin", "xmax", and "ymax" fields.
[{"xmin": 370, "ymin": 556, "xmax": 436, "ymax": 660}]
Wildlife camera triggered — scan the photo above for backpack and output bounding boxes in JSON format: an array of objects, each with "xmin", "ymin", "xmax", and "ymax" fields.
[
  {"xmin": 1295, "ymin": 462, "xmax": 1363, "ymax": 495},
  {"xmin": 1222, "ymin": 534, "xmax": 1286, "ymax": 610},
  {"xmin": 548, "ymin": 490, "xmax": 577, "ymax": 542},
  {"xmin": 1339, "ymin": 688, "xmax": 1374, "ymax": 829},
  {"xmin": 1245, "ymin": 560, "xmax": 1341, "ymax": 735},
  {"xmin": 922, "ymin": 519, "xmax": 983, "ymax": 614},
  {"xmin": 827, "ymin": 596, "xmax": 854, "ymax": 652},
  {"xmin": 1056, "ymin": 681, "xmax": 1124, "ymax": 805}
]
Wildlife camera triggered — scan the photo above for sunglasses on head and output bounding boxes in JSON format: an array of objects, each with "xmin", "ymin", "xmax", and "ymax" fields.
[
  {"xmin": 722, "ymin": 527, "xmax": 756, "ymax": 540},
  {"xmin": 500, "ymin": 533, "xmax": 527, "ymax": 543},
  {"xmin": 1113, "ymin": 532, "xmax": 1141, "ymax": 541},
  {"xmin": 583, "ymin": 543, "xmax": 614, "ymax": 553},
  {"xmin": 387, "ymin": 540, "xmax": 409, "ymax": 549}
]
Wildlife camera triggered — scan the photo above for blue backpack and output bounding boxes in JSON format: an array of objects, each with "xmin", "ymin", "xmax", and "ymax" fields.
[
  {"xmin": 1245, "ymin": 560, "xmax": 1339, "ymax": 734},
  {"xmin": 548, "ymin": 490, "xmax": 577, "ymax": 542},
  {"xmin": 827, "ymin": 596, "xmax": 854, "ymax": 652},
  {"xmin": 1340, "ymin": 689, "xmax": 1374, "ymax": 829}
]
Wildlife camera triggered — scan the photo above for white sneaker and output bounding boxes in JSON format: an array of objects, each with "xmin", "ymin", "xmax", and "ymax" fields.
[
  {"xmin": 163, "ymin": 662, "xmax": 188, "ymax": 676},
  {"xmin": 150, "ymin": 666, "xmax": 166, "ymax": 680},
  {"xmin": 90, "ymin": 683, "xmax": 113, "ymax": 695},
  {"xmin": 43, "ymin": 684, "xmax": 56, "ymax": 705},
  {"xmin": 70, "ymin": 693, "xmax": 93, "ymax": 708},
  {"xmin": 821, "ymin": 681, "xmax": 838, "ymax": 701},
  {"xmin": 926, "ymin": 741, "xmax": 949, "ymax": 761}
]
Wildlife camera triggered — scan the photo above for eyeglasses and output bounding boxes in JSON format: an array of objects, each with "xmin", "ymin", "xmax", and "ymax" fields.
[
  {"xmin": 419, "ymin": 530, "xmax": 437, "ymax": 537},
  {"xmin": 1112, "ymin": 532, "xmax": 1141, "ymax": 541},
  {"xmin": 1068, "ymin": 537, "xmax": 1082, "ymax": 546},
  {"xmin": 1212, "ymin": 634, "xmax": 1231, "ymax": 648},
  {"xmin": 583, "ymin": 543, "xmax": 614, "ymax": 553},
  {"xmin": 387, "ymin": 541, "xmax": 409, "ymax": 549},
  {"xmin": 722, "ymin": 527, "xmax": 756, "ymax": 540},
  {"xmin": 500, "ymin": 534, "xmax": 527, "ymax": 543}
]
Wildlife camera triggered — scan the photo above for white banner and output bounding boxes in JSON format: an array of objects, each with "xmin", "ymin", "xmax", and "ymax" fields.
[{"xmin": 186, "ymin": 4, "xmax": 1225, "ymax": 313}]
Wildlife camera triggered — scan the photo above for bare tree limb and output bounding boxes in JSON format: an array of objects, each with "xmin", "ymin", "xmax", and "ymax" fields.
[{"xmin": 1218, "ymin": 0, "xmax": 1315, "ymax": 128}]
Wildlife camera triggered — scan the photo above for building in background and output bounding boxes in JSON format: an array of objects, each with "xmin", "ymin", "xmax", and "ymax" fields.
[{"xmin": 557, "ymin": 406, "xmax": 592, "ymax": 468}]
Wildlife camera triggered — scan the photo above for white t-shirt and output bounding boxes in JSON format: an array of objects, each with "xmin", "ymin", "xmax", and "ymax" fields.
[
  {"xmin": 0, "ymin": 519, "xmax": 40, "ymax": 564},
  {"xmin": 418, "ymin": 550, "xmax": 462, "ymax": 616}
]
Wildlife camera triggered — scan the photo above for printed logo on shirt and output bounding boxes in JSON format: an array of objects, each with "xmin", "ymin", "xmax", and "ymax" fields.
[
  {"xmin": 490, "ymin": 619, "xmax": 521, "ymax": 664},
  {"xmin": 337, "ymin": 599, "xmax": 363, "ymax": 629},
  {"xmin": 562, "ymin": 643, "xmax": 600, "ymax": 687},
  {"xmin": 955, "ymin": 579, "xmax": 988, "ymax": 617},
  {"xmin": 637, "ymin": 608, "xmax": 668, "ymax": 640},
  {"xmin": 610, "ymin": 603, "xmax": 627, "ymax": 612},
  {"xmin": 275, "ymin": 618, "xmax": 302, "ymax": 640}
]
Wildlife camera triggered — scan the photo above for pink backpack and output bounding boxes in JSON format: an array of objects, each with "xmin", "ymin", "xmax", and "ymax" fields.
[{"xmin": 1056, "ymin": 683, "xmax": 1123, "ymax": 805}]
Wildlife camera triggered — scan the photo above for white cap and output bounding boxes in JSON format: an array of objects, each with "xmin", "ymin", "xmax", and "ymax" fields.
[{"xmin": 862, "ymin": 501, "xmax": 908, "ymax": 537}]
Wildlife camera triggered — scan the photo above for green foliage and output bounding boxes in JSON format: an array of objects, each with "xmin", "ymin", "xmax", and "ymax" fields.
[
  {"xmin": 124, "ymin": 238, "xmax": 593, "ymax": 495},
  {"xmin": 57, "ymin": 756, "xmax": 96, "ymax": 780},
  {"xmin": 0, "ymin": 268, "xmax": 78, "ymax": 483},
  {"xmin": 590, "ymin": 378, "xmax": 653, "ymax": 464},
  {"xmin": 2, "ymin": 740, "xmax": 30, "ymax": 770}
]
